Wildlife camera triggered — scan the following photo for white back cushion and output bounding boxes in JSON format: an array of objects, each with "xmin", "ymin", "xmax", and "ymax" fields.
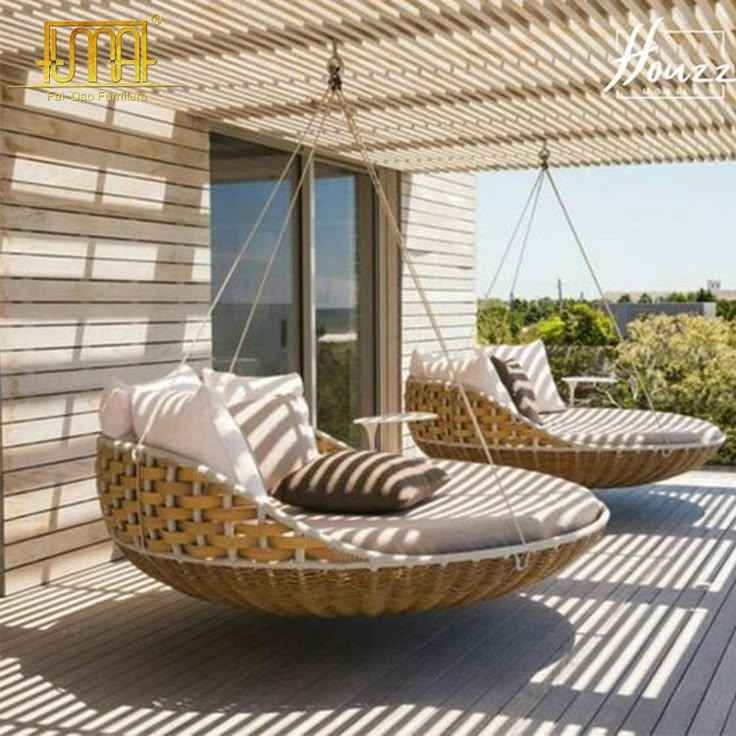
[
  {"xmin": 131, "ymin": 383, "xmax": 267, "ymax": 498},
  {"xmin": 484, "ymin": 340, "xmax": 566, "ymax": 413},
  {"xmin": 414, "ymin": 349, "xmax": 517, "ymax": 414},
  {"xmin": 203, "ymin": 368, "xmax": 304, "ymax": 405},
  {"xmin": 99, "ymin": 379, "xmax": 134, "ymax": 439},
  {"xmin": 409, "ymin": 349, "xmax": 426, "ymax": 378},
  {"xmin": 99, "ymin": 365, "xmax": 201, "ymax": 439},
  {"xmin": 229, "ymin": 392, "xmax": 320, "ymax": 490}
]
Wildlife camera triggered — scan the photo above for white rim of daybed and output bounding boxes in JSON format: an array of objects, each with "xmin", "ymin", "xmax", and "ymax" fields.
[{"xmin": 105, "ymin": 436, "xmax": 610, "ymax": 571}]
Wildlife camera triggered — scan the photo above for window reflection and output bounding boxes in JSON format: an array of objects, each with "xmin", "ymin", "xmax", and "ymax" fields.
[{"xmin": 209, "ymin": 135, "xmax": 300, "ymax": 375}]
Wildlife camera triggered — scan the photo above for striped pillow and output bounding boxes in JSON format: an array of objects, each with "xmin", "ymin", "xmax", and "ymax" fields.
[
  {"xmin": 271, "ymin": 450, "xmax": 449, "ymax": 513},
  {"xmin": 490, "ymin": 357, "xmax": 542, "ymax": 424}
]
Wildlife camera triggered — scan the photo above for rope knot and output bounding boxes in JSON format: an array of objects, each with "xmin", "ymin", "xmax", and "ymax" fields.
[{"xmin": 539, "ymin": 141, "xmax": 550, "ymax": 170}]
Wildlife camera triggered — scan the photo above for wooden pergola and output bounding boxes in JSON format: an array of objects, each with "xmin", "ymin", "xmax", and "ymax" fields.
[{"xmin": 1, "ymin": 1, "xmax": 735, "ymax": 170}]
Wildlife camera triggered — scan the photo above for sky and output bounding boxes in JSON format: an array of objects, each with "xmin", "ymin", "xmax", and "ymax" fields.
[{"xmin": 476, "ymin": 161, "xmax": 735, "ymax": 300}]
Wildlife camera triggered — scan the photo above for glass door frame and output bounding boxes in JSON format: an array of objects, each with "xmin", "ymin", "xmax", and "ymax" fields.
[
  {"xmin": 304, "ymin": 155, "xmax": 378, "ymax": 442},
  {"xmin": 209, "ymin": 122, "xmax": 401, "ymax": 451}
]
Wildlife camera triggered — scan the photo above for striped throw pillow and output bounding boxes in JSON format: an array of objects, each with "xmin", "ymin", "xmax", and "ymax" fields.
[
  {"xmin": 490, "ymin": 357, "xmax": 543, "ymax": 424},
  {"xmin": 271, "ymin": 450, "xmax": 449, "ymax": 513}
]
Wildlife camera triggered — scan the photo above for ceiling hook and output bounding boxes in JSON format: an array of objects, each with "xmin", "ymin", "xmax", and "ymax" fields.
[{"xmin": 327, "ymin": 39, "xmax": 344, "ymax": 92}]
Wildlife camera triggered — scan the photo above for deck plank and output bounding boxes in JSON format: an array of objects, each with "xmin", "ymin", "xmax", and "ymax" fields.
[{"xmin": 2, "ymin": 470, "xmax": 736, "ymax": 735}]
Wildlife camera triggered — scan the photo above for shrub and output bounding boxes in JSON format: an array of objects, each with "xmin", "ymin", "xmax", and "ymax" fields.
[
  {"xmin": 611, "ymin": 315, "xmax": 736, "ymax": 464},
  {"xmin": 316, "ymin": 339, "xmax": 360, "ymax": 445},
  {"xmin": 531, "ymin": 303, "xmax": 617, "ymax": 346},
  {"xmin": 545, "ymin": 316, "xmax": 734, "ymax": 465}
]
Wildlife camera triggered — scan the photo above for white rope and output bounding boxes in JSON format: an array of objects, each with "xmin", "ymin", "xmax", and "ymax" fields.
[
  {"xmin": 480, "ymin": 156, "xmax": 666, "ymax": 433},
  {"xmin": 508, "ymin": 171, "xmax": 544, "ymax": 303},
  {"xmin": 336, "ymin": 88, "xmax": 529, "ymax": 557},
  {"xmin": 180, "ymin": 88, "xmax": 332, "ymax": 366},
  {"xmin": 133, "ymin": 90, "xmax": 332, "ymax": 455},
  {"xmin": 543, "ymin": 168, "xmax": 666, "ymax": 426},
  {"xmin": 227, "ymin": 98, "xmax": 332, "ymax": 372},
  {"xmin": 482, "ymin": 168, "xmax": 544, "ymax": 302}
]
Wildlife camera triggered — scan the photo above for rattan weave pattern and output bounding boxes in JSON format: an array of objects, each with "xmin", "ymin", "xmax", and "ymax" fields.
[
  {"xmin": 96, "ymin": 434, "xmax": 603, "ymax": 616},
  {"xmin": 405, "ymin": 378, "xmax": 719, "ymax": 488},
  {"xmin": 119, "ymin": 536, "xmax": 594, "ymax": 616}
]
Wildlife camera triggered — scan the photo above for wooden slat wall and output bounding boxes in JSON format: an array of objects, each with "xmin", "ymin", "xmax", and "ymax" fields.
[
  {"xmin": 0, "ymin": 69, "xmax": 212, "ymax": 594},
  {"xmin": 400, "ymin": 172, "xmax": 476, "ymax": 452}
]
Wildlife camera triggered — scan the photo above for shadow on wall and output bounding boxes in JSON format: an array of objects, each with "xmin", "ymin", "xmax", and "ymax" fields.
[{"xmin": 1, "ymin": 56, "xmax": 211, "ymax": 589}]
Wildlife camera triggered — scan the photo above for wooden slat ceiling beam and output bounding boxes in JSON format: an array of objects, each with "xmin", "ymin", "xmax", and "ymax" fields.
[{"xmin": 1, "ymin": 0, "xmax": 734, "ymax": 171}]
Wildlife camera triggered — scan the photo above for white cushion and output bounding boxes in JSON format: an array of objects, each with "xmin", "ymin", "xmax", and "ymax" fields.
[
  {"xmin": 542, "ymin": 407, "xmax": 725, "ymax": 448},
  {"xmin": 131, "ymin": 383, "xmax": 267, "ymax": 498},
  {"xmin": 203, "ymin": 368, "xmax": 304, "ymax": 405},
  {"xmin": 99, "ymin": 379, "xmax": 134, "ymax": 439},
  {"xmin": 484, "ymin": 340, "xmax": 566, "ymax": 413},
  {"xmin": 228, "ymin": 392, "xmax": 320, "ymax": 490},
  {"xmin": 279, "ymin": 460, "xmax": 605, "ymax": 556},
  {"xmin": 99, "ymin": 365, "xmax": 201, "ymax": 439},
  {"xmin": 409, "ymin": 349, "xmax": 425, "ymax": 378},
  {"xmin": 416, "ymin": 349, "xmax": 517, "ymax": 414}
]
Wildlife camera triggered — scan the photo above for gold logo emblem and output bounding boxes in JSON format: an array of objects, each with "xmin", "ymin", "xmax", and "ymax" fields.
[{"xmin": 10, "ymin": 18, "xmax": 174, "ymax": 92}]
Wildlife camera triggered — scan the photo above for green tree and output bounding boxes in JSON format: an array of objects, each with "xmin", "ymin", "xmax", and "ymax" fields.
[
  {"xmin": 717, "ymin": 301, "xmax": 736, "ymax": 321},
  {"xmin": 476, "ymin": 298, "xmax": 516, "ymax": 344},
  {"xmin": 531, "ymin": 303, "xmax": 617, "ymax": 346},
  {"xmin": 617, "ymin": 294, "xmax": 632, "ymax": 303},
  {"xmin": 694, "ymin": 288, "xmax": 716, "ymax": 302},
  {"xmin": 638, "ymin": 292, "xmax": 653, "ymax": 304},
  {"xmin": 665, "ymin": 291, "xmax": 689, "ymax": 303}
]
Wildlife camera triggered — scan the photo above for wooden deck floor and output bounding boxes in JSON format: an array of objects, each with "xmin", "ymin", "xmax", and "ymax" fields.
[{"xmin": 3, "ymin": 469, "xmax": 736, "ymax": 736}]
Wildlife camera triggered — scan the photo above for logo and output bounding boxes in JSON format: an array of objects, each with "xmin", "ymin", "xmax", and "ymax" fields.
[
  {"xmin": 9, "ymin": 18, "xmax": 174, "ymax": 99},
  {"xmin": 604, "ymin": 17, "xmax": 736, "ymax": 99}
]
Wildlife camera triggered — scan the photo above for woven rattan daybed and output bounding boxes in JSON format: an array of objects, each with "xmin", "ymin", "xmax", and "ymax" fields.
[
  {"xmin": 405, "ymin": 379, "xmax": 724, "ymax": 488},
  {"xmin": 96, "ymin": 432, "xmax": 608, "ymax": 617}
]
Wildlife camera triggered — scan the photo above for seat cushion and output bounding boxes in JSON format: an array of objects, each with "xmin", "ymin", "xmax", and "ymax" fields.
[
  {"xmin": 490, "ymin": 357, "xmax": 542, "ymax": 424},
  {"xmin": 542, "ymin": 407, "xmax": 725, "ymax": 448},
  {"xmin": 274, "ymin": 460, "xmax": 605, "ymax": 556},
  {"xmin": 229, "ymin": 392, "xmax": 320, "ymax": 490},
  {"xmin": 272, "ymin": 450, "xmax": 450, "ymax": 513},
  {"xmin": 483, "ymin": 340, "xmax": 566, "ymax": 413}
]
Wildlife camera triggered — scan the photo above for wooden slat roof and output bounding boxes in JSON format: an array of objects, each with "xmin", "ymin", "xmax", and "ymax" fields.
[{"xmin": 2, "ymin": 0, "xmax": 735, "ymax": 171}]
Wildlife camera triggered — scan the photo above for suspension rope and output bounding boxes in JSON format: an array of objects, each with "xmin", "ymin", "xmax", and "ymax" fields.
[
  {"xmin": 543, "ymin": 167, "xmax": 664, "ymax": 420},
  {"xmin": 508, "ymin": 166, "xmax": 544, "ymax": 303},
  {"xmin": 135, "ymin": 90, "xmax": 332, "ymax": 454},
  {"xmin": 481, "ymin": 168, "xmax": 544, "ymax": 302},
  {"xmin": 335, "ymin": 87, "xmax": 529, "ymax": 560},
  {"xmin": 180, "ymin": 87, "xmax": 332, "ymax": 366},
  {"xmin": 480, "ymin": 144, "xmax": 665, "ymax": 435},
  {"xmin": 228, "ymin": 98, "xmax": 332, "ymax": 372}
]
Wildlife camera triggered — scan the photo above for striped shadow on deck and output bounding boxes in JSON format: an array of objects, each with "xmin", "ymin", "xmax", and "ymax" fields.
[{"xmin": 2, "ymin": 469, "xmax": 736, "ymax": 736}]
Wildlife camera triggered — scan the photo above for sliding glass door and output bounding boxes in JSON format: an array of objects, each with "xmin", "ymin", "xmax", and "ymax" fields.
[
  {"xmin": 209, "ymin": 135, "xmax": 300, "ymax": 375},
  {"xmin": 209, "ymin": 135, "xmax": 376, "ymax": 445},
  {"xmin": 314, "ymin": 163, "xmax": 375, "ymax": 444}
]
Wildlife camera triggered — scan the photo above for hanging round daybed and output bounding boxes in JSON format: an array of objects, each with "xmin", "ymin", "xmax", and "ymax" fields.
[
  {"xmin": 95, "ymin": 47, "xmax": 609, "ymax": 616},
  {"xmin": 97, "ymin": 432, "xmax": 607, "ymax": 616},
  {"xmin": 405, "ymin": 380, "xmax": 724, "ymax": 488},
  {"xmin": 404, "ymin": 145, "xmax": 724, "ymax": 488}
]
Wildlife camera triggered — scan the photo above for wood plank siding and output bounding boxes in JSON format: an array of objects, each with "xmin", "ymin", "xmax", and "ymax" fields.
[
  {"xmin": 400, "ymin": 172, "xmax": 476, "ymax": 452},
  {"xmin": 0, "ymin": 74, "xmax": 475, "ymax": 593},
  {"xmin": 0, "ymin": 68, "xmax": 211, "ymax": 594}
]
